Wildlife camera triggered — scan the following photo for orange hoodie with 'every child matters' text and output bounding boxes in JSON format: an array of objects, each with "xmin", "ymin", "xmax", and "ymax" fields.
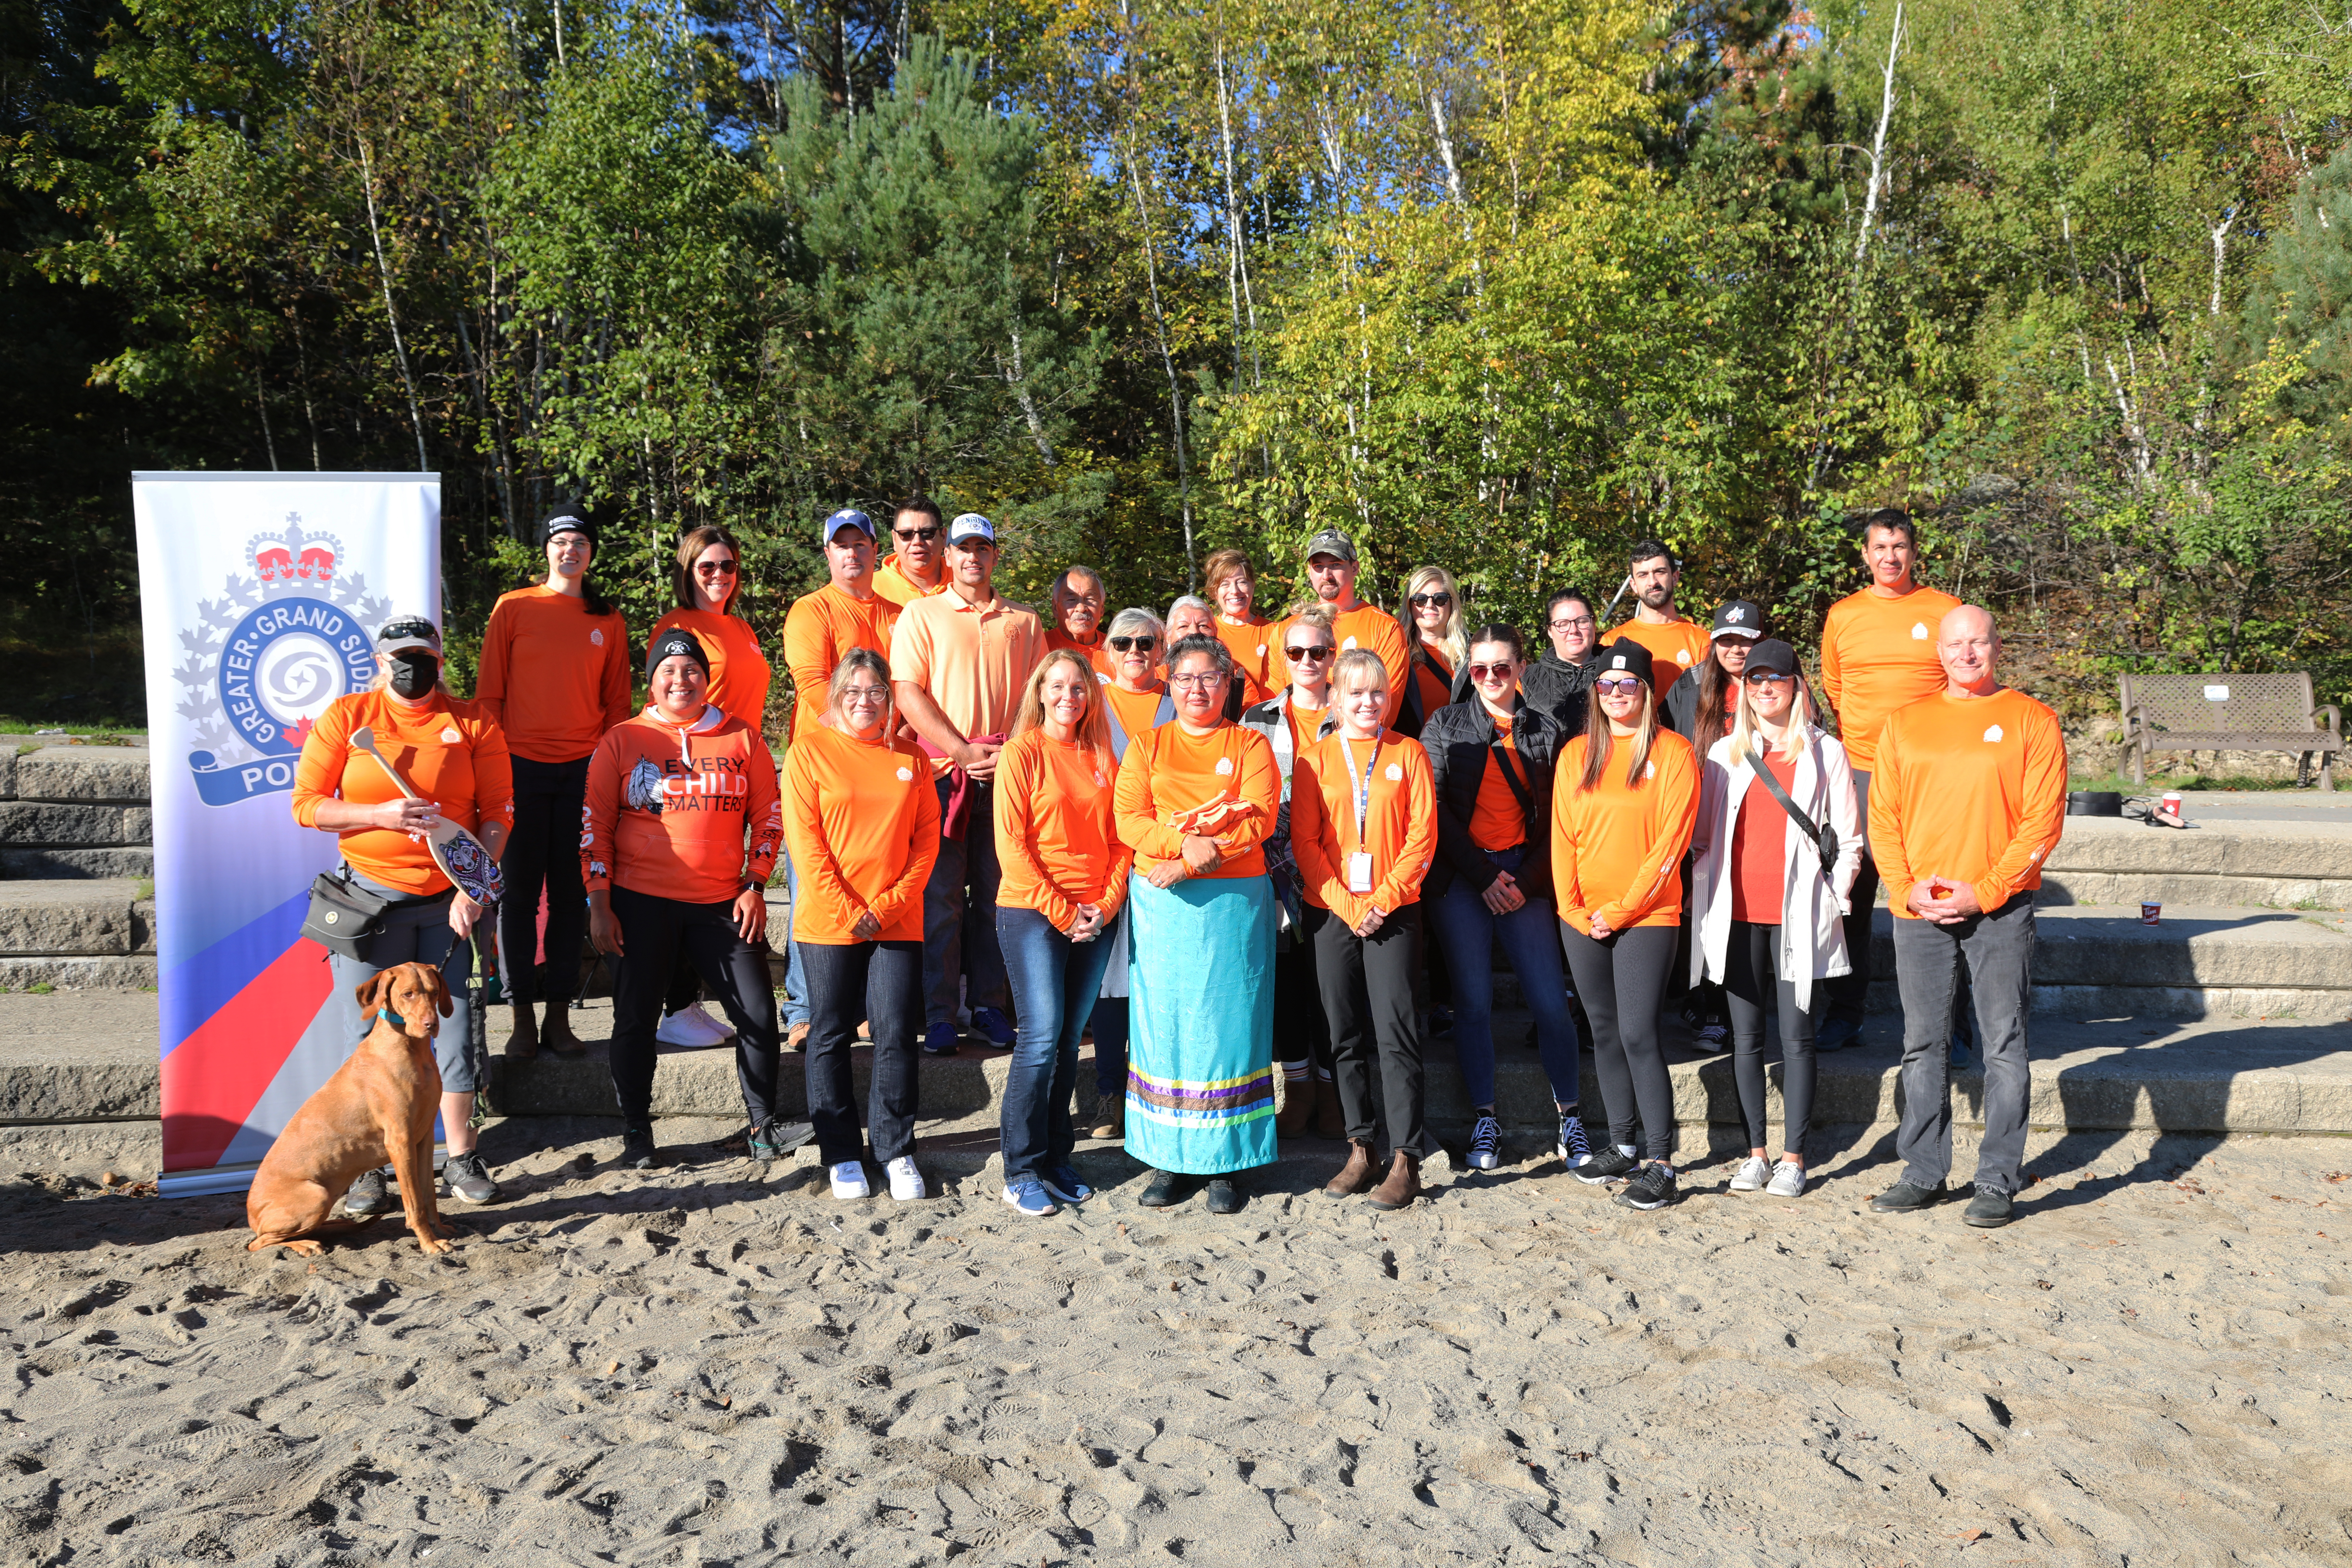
[{"xmin": 580, "ymin": 705, "xmax": 781, "ymax": 906}]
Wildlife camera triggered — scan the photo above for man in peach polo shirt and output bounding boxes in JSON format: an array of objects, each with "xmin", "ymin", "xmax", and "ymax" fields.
[
  {"xmin": 872, "ymin": 494, "xmax": 947, "ymax": 607},
  {"xmin": 890, "ymin": 512, "xmax": 1048, "ymax": 1055},
  {"xmin": 1866, "ymin": 606, "xmax": 2065, "ymax": 1230}
]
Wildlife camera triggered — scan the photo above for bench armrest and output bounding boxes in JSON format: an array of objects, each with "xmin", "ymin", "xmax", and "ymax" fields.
[{"xmin": 2318, "ymin": 705, "xmax": 2343, "ymax": 747}]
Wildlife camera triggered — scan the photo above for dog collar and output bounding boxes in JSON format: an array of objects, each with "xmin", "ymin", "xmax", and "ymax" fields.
[{"xmin": 377, "ymin": 1008, "xmax": 404, "ymax": 1028}]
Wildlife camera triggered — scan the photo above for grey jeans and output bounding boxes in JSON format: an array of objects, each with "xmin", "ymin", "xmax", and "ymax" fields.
[
  {"xmin": 327, "ymin": 870, "xmax": 478, "ymax": 1094},
  {"xmin": 1891, "ymin": 892, "xmax": 2033, "ymax": 1195}
]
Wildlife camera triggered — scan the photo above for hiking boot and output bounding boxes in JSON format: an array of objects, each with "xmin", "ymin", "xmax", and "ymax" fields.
[
  {"xmin": 1324, "ymin": 1140, "xmax": 1378, "ymax": 1197},
  {"xmin": 443, "ymin": 1152, "xmax": 499, "ymax": 1204},
  {"xmin": 343, "ymin": 1167, "xmax": 392, "ymax": 1217},
  {"xmin": 1576, "ymin": 1147, "xmax": 1640, "ymax": 1186},
  {"xmin": 1962, "ymin": 1184, "xmax": 2015, "ymax": 1228},
  {"xmin": 1870, "ymin": 1180, "xmax": 1944, "ymax": 1213},
  {"xmin": 1365, "ymin": 1151, "xmax": 1421, "ymax": 1211},
  {"xmin": 1615, "ymin": 1163, "xmax": 1678, "ymax": 1211},
  {"xmin": 1091, "ymin": 1098, "xmax": 1125, "ymax": 1140},
  {"xmin": 505, "ymin": 1005, "xmax": 539, "ymax": 1059},
  {"xmin": 1466, "ymin": 1115, "xmax": 1502, "ymax": 1171},
  {"xmin": 748, "ymin": 1119, "xmax": 814, "ymax": 1161},
  {"xmin": 1138, "ymin": 1169, "xmax": 1186, "ymax": 1207},
  {"xmin": 619, "ymin": 1125, "xmax": 659, "ymax": 1171},
  {"xmin": 541, "ymin": 1002, "xmax": 588, "ymax": 1059},
  {"xmin": 1204, "ymin": 1177, "xmax": 1243, "ymax": 1215},
  {"xmin": 1729, "ymin": 1155, "xmax": 1772, "ymax": 1192}
]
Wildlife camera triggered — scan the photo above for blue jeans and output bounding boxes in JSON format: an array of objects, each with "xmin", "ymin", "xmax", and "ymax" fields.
[
  {"xmin": 1091, "ymin": 997, "xmax": 1129, "ymax": 1096},
  {"xmin": 1430, "ymin": 845, "xmax": 1580, "ymax": 1110},
  {"xmin": 923, "ymin": 779, "xmax": 1010, "ymax": 1030},
  {"xmin": 779, "ymin": 852, "xmax": 809, "ymax": 1029},
  {"xmin": 997, "ymin": 906, "xmax": 1120, "ymax": 1182}
]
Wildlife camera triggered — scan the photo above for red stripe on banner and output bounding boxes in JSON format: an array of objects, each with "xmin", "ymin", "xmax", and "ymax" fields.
[{"xmin": 159, "ymin": 939, "xmax": 336, "ymax": 1172}]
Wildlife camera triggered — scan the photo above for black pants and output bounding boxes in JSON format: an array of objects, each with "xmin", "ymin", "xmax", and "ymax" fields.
[
  {"xmin": 803, "ymin": 938, "xmax": 923, "ymax": 1167},
  {"xmin": 1313, "ymin": 905, "xmax": 1427, "ymax": 1157},
  {"xmin": 1723, "ymin": 920, "xmax": 1817, "ymax": 1153},
  {"xmin": 1827, "ymin": 767, "xmax": 1877, "ymax": 1023},
  {"xmin": 1273, "ymin": 905, "xmax": 1333, "ymax": 1075},
  {"xmin": 502, "ymin": 754, "xmax": 590, "ymax": 1006},
  {"xmin": 1559, "ymin": 922, "xmax": 1679, "ymax": 1160},
  {"xmin": 606, "ymin": 886, "xmax": 780, "ymax": 1130},
  {"xmin": 664, "ymin": 955, "xmax": 702, "ymax": 1015}
]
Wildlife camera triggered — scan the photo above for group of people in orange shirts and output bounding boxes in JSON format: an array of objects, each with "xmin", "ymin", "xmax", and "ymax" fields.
[{"xmin": 290, "ymin": 500, "xmax": 2066, "ymax": 1230}]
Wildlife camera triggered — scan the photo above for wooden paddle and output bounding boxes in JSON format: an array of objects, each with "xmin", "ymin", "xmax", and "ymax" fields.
[{"xmin": 348, "ymin": 726, "xmax": 505, "ymax": 906}]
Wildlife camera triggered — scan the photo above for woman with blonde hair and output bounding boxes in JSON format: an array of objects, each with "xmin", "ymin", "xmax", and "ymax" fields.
[
  {"xmin": 993, "ymin": 649, "xmax": 1133, "ymax": 1215},
  {"xmin": 1552, "ymin": 640, "xmax": 1700, "ymax": 1212},
  {"xmin": 1394, "ymin": 565, "xmax": 1467, "ymax": 740},
  {"xmin": 1689, "ymin": 638, "xmax": 1860, "ymax": 1199}
]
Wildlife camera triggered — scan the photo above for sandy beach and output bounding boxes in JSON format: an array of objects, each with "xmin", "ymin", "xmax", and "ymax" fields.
[{"xmin": 1, "ymin": 1118, "xmax": 2347, "ymax": 1566}]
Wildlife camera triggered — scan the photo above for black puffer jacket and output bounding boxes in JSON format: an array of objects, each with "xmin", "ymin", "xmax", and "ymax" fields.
[
  {"xmin": 1420, "ymin": 693, "xmax": 1570, "ymax": 900},
  {"xmin": 1520, "ymin": 650, "xmax": 1596, "ymax": 739}
]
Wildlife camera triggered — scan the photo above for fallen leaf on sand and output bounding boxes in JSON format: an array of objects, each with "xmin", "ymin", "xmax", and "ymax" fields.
[
  {"xmin": 605, "ymin": 1360, "xmax": 620, "ymax": 1375},
  {"xmin": 1951, "ymin": 1528, "xmax": 1990, "ymax": 1542}
]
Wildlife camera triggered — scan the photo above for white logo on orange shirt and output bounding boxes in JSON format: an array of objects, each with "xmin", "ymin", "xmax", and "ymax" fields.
[
  {"xmin": 896, "ymin": 767, "xmax": 914, "ymax": 782},
  {"xmin": 440, "ymin": 728, "xmax": 460, "ymax": 743},
  {"xmin": 1911, "ymin": 623, "xmax": 1929, "ymax": 639},
  {"xmin": 590, "ymin": 628, "xmax": 605, "ymax": 646},
  {"xmin": 1342, "ymin": 636, "xmax": 1359, "ymax": 650},
  {"xmin": 1385, "ymin": 763, "xmax": 1403, "ymax": 781},
  {"xmin": 1644, "ymin": 762, "xmax": 1657, "ymax": 779},
  {"xmin": 1215, "ymin": 758, "xmax": 1234, "ymax": 775},
  {"xmin": 1675, "ymin": 649, "xmax": 1691, "ymax": 665},
  {"xmin": 1984, "ymin": 725, "xmax": 2004, "ymax": 743}
]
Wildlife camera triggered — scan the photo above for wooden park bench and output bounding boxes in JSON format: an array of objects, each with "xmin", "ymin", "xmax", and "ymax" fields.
[{"xmin": 2119, "ymin": 671, "xmax": 2343, "ymax": 789}]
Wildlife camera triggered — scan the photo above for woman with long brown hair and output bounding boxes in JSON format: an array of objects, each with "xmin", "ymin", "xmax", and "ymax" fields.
[{"xmin": 1552, "ymin": 640, "xmax": 1700, "ymax": 1212}]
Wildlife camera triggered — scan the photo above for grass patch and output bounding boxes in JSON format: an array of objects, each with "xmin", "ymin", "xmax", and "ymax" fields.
[
  {"xmin": 26, "ymin": 982, "xmax": 54, "ymax": 995},
  {"xmin": 2068, "ymin": 770, "xmax": 2312, "ymax": 795},
  {"xmin": 0, "ymin": 723, "xmax": 145, "ymax": 744}
]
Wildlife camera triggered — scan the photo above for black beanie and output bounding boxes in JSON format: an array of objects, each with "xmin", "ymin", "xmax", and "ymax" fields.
[
  {"xmin": 646, "ymin": 627, "xmax": 709, "ymax": 683},
  {"xmin": 538, "ymin": 506, "xmax": 597, "ymax": 550},
  {"xmin": 1596, "ymin": 639, "xmax": 1656, "ymax": 687}
]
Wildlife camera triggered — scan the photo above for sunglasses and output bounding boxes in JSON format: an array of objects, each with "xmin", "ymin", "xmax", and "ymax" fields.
[
  {"xmin": 1285, "ymin": 644, "xmax": 1334, "ymax": 662},
  {"xmin": 1108, "ymin": 635, "xmax": 1157, "ymax": 652},
  {"xmin": 1593, "ymin": 677, "xmax": 1647, "ymax": 695},
  {"xmin": 694, "ymin": 559, "xmax": 739, "ymax": 575},
  {"xmin": 893, "ymin": 526, "xmax": 940, "ymax": 542},
  {"xmin": 1743, "ymin": 670, "xmax": 1796, "ymax": 685},
  {"xmin": 1467, "ymin": 662, "xmax": 1514, "ymax": 682},
  {"xmin": 1409, "ymin": 592, "xmax": 1451, "ymax": 608}
]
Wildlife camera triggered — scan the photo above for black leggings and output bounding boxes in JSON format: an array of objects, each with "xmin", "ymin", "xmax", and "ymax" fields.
[
  {"xmin": 1724, "ymin": 920, "xmax": 1816, "ymax": 1154},
  {"xmin": 502, "ymin": 754, "xmax": 590, "ymax": 1006},
  {"xmin": 1559, "ymin": 923, "xmax": 1679, "ymax": 1160},
  {"xmin": 606, "ymin": 886, "xmax": 780, "ymax": 1130}
]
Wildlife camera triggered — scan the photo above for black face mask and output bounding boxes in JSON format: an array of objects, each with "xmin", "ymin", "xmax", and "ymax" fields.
[{"xmin": 388, "ymin": 652, "xmax": 439, "ymax": 699}]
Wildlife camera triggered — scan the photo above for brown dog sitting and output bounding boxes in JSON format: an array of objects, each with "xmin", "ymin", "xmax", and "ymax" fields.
[{"xmin": 247, "ymin": 962, "xmax": 458, "ymax": 1256}]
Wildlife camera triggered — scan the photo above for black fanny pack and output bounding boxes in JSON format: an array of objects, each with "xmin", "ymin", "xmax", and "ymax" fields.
[{"xmin": 301, "ymin": 869, "xmax": 392, "ymax": 961}]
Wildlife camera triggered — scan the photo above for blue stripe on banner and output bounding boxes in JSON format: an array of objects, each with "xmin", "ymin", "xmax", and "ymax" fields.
[{"xmin": 158, "ymin": 887, "xmax": 316, "ymax": 1058}]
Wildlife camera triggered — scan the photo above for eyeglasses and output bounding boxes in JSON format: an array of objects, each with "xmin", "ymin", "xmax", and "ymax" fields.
[
  {"xmin": 1592, "ymin": 677, "xmax": 1646, "ymax": 695},
  {"xmin": 840, "ymin": 684, "xmax": 890, "ymax": 704},
  {"xmin": 1285, "ymin": 645, "xmax": 1334, "ymax": 662},
  {"xmin": 1467, "ymin": 662, "xmax": 1514, "ymax": 682},
  {"xmin": 694, "ymin": 559, "xmax": 739, "ymax": 575},
  {"xmin": 1743, "ymin": 671, "xmax": 1796, "ymax": 686},
  {"xmin": 1548, "ymin": 616, "xmax": 1595, "ymax": 631},
  {"xmin": 893, "ymin": 526, "xmax": 940, "ymax": 542},
  {"xmin": 1169, "ymin": 671, "xmax": 1227, "ymax": 689},
  {"xmin": 1409, "ymin": 592, "xmax": 1451, "ymax": 609},
  {"xmin": 1108, "ymin": 635, "xmax": 1156, "ymax": 653}
]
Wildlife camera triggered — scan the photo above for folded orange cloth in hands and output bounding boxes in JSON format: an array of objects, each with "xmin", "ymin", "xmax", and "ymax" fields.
[{"xmin": 1168, "ymin": 793, "xmax": 1262, "ymax": 836}]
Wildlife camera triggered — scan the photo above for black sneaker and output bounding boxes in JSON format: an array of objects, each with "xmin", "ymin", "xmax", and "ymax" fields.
[
  {"xmin": 1693, "ymin": 1021, "xmax": 1730, "ymax": 1054},
  {"xmin": 1575, "ymin": 1147, "xmax": 1640, "ymax": 1186},
  {"xmin": 1615, "ymin": 1163, "xmax": 1678, "ymax": 1210},
  {"xmin": 1962, "ymin": 1184, "xmax": 2015, "ymax": 1228},
  {"xmin": 343, "ymin": 1167, "xmax": 392, "ymax": 1217},
  {"xmin": 1138, "ymin": 1169, "xmax": 1185, "ymax": 1208},
  {"xmin": 1869, "ymin": 1180, "xmax": 1944, "ymax": 1213},
  {"xmin": 443, "ymin": 1152, "xmax": 499, "ymax": 1204},
  {"xmin": 1203, "ymin": 1177, "xmax": 1243, "ymax": 1215},
  {"xmin": 620, "ymin": 1125, "xmax": 660, "ymax": 1171},
  {"xmin": 748, "ymin": 1119, "xmax": 814, "ymax": 1161}
]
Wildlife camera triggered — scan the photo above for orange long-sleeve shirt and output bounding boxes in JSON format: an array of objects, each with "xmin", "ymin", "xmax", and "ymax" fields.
[
  {"xmin": 1550, "ymin": 728, "xmax": 1701, "ymax": 930},
  {"xmin": 993, "ymin": 728, "xmax": 1133, "ymax": 930},
  {"xmin": 1819, "ymin": 584, "xmax": 1965, "ymax": 772},
  {"xmin": 1600, "ymin": 615, "xmax": 1713, "ymax": 682},
  {"xmin": 579, "ymin": 706, "xmax": 781, "ymax": 905},
  {"xmin": 1868, "ymin": 687, "xmax": 2067, "ymax": 918},
  {"xmin": 292, "ymin": 691, "xmax": 514, "ymax": 897},
  {"xmin": 650, "ymin": 607, "xmax": 772, "ymax": 733},
  {"xmin": 475, "ymin": 585, "xmax": 632, "ymax": 763},
  {"xmin": 1113, "ymin": 721, "xmax": 1279, "ymax": 880},
  {"xmin": 1290, "ymin": 730, "xmax": 1438, "ymax": 926},
  {"xmin": 1273, "ymin": 601, "xmax": 1408, "ymax": 724},
  {"xmin": 782, "ymin": 584, "xmax": 900, "ymax": 743},
  {"xmin": 783, "ymin": 724, "xmax": 941, "ymax": 943},
  {"xmin": 1044, "ymin": 626, "xmax": 1117, "ymax": 680},
  {"xmin": 1102, "ymin": 681, "xmax": 1170, "ymax": 753},
  {"xmin": 1215, "ymin": 615, "xmax": 1281, "ymax": 701}
]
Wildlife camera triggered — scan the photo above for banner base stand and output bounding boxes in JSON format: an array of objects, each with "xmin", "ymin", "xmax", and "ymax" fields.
[{"xmin": 158, "ymin": 1147, "xmax": 448, "ymax": 1201}]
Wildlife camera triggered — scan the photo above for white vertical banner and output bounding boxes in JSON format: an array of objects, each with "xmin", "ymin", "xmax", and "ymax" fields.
[{"xmin": 133, "ymin": 473, "xmax": 439, "ymax": 1193}]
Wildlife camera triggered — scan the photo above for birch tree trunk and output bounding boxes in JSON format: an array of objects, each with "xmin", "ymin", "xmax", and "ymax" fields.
[
  {"xmin": 1125, "ymin": 141, "xmax": 1197, "ymax": 589},
  {"xmin": 1854, "ymin": 0, "xmax": 1904, "ymax": 266}
]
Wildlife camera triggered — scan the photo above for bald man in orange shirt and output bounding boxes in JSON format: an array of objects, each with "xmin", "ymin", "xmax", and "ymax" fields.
[{"xmin": 1865, "ymin": 605, "xmax": 2065, "ymax": 1230}]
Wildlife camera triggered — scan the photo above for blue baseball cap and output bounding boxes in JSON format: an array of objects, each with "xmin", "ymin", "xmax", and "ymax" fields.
[{"xmin": 823, "ymin": 508, "xmax": 875, "ymax": 545}]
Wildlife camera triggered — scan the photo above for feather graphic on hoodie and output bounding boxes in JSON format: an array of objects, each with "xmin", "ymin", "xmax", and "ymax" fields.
[{"xmin": 625, "ymin": 757, "xmax": 666, "ymax": 815}]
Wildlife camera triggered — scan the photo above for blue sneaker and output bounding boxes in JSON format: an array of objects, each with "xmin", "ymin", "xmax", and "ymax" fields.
[
  {"xmin": 1039, "ymin": 1164, "xmax": 1095, "ymax": 1203},
  {"xmin": 1949, "ymin": 1038, "xmax": 1977, "ymax": 1070},
  {"xmin": 1000, "ymin": 1177, "xmax": 1058, "ymax": 1217},
  {"xmin": 969, "ymin": 1006, "xmax": 1018, "ymax": 1048},
  {"xmin": 921, "ymin": 1021, "xmax": 960, "ymax": 1057},
  {"xmin": 1815, "ymin": 1015, "xmax": 1862, "ymax": 1054}
]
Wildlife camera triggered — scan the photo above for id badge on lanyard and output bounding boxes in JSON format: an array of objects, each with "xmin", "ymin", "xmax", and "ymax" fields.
[{"xmin": 1346, "ymin": 739, "xmax": 1377, "ymax": 895}]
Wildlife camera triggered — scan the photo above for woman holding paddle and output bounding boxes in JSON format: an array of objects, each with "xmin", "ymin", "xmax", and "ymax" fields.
[{"xmin": 293, "ymin": 615, "xmax": 514, "ymax": 1210}]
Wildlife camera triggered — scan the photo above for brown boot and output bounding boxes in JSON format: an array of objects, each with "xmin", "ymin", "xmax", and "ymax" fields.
[
  {"xmin": 506, "ymin": 1003, "xmax": 539, "ymax": 1059},
  {"xmin": 541, "ymin": 1001, "xmax": 587, "ymax": 1059},
  {"xmin": 1276, "ymin": 1073, "xmax": 1314, "ymax": 1136},
  {"xmin": 1324, "ymin": 1139, "xmax": 1378, "ymax": 1197},
  {"xmin": 1313, "ymin": 1080, "xmax": 1346, "ymax": 1140},
  {"xmin": 1091, "ymin": 1098, "xmax": 1125, "ymax": 1140},
  {"xmin": 1366, "ymin": 1150, "xmax": 1422, "ymax": 1211}
]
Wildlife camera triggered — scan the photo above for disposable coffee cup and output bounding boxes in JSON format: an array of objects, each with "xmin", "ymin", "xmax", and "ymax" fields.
[
  {"xmin": 2140, "ymin": 901, "xmax": 2161, "ymax": 926},
  {"xmin": 2161, "ymin": 791, "xmax": 2183, "ymax": 820}
]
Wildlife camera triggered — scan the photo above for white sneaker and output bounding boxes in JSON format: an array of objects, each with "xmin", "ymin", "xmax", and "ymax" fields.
[
  {"xmin": 1729, "ymin": 1155, "xmax": 1772, "ymax": 1192},
  {"xmin": 886, "ymin": 1156, "xmax": 927, "ymax": 1202},
  {"xmin": 657, "ymin": 1003, "xmax": 735, "ymax": 1048},
  {"xmin": 829, "ymin": 1160, "xmax": 870, "ymax": 1200},
  {"xmin": 1466, "ymin": 1115, "xmax": 1502, "ymax": 1171},
  {"xmin": 1765, "ymin": 1161, "xmax": 1807, "ymax": 1198}
]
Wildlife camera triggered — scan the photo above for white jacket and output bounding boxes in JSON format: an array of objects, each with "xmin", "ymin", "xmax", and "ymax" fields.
[{"xmin": 1690, "ymin": 724, "xmax": 1864, "ymax": 1013}]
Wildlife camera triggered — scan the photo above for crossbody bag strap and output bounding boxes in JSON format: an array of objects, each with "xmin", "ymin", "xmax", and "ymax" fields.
[{"xmin": 1746, "ymin": 750, "xmax": 1834, "ymax": 872}]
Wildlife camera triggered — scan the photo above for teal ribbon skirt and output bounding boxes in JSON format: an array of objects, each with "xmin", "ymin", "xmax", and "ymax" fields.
[{"xmin": 1124, "ymin": 872, "xmax": 1277, "ymax": 1175}]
